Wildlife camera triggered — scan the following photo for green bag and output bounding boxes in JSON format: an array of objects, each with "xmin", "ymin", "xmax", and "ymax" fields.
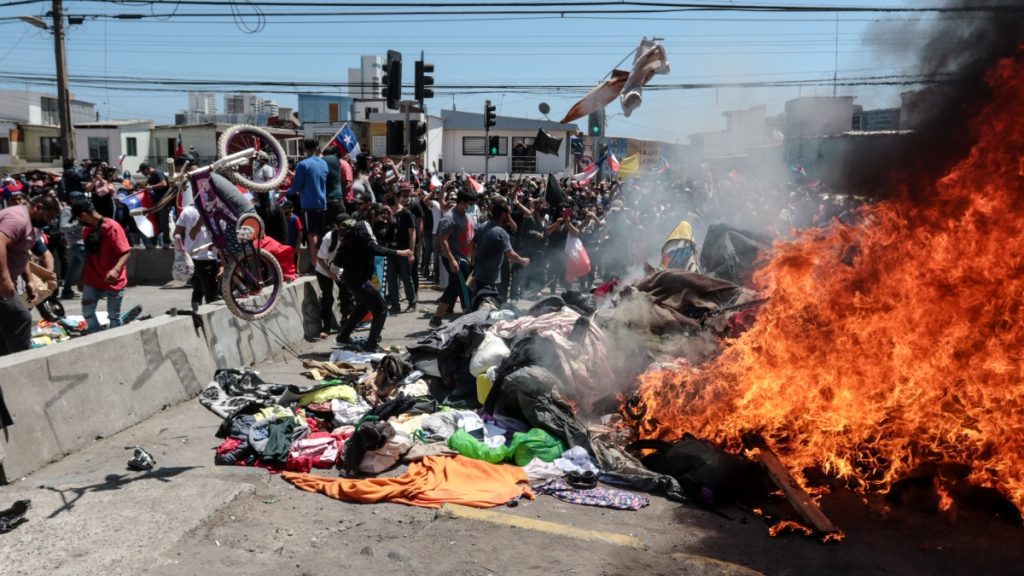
[
  {"xmin": 507, "ymin": 428, "xmax": 566, "ymax": 467},
  {"xmin": 447, "ymin": 429, "xmax": 509, "ymax": 464}
]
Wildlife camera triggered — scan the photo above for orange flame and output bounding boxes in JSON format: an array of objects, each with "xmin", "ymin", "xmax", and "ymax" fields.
[{"xmin": 637, "ymin": 54, "xmax": 1024, "ymax": 515}]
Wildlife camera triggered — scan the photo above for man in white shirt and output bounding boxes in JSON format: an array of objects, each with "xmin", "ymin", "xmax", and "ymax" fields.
[
  {"xmin": 314, "ymin": 215, "xmax": 353, "ymax": 336},
  {"xmin": 174, "ymin": 204, "xmax": 219, "ymax": 311}
]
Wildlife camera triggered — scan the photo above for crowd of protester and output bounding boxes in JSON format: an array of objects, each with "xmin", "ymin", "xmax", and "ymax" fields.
[{"xmin": 0, "ymin": 143, "xmax": 864, "ymax": 358}]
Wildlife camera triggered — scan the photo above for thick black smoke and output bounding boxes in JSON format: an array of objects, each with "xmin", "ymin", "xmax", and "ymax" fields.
[{"xmin": 849, "ymin": 0, "xmax": 1024, "ymax": 198}]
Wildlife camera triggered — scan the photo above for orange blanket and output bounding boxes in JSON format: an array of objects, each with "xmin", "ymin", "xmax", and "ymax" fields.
[{"xmin": 281, "ymin": 455, "xmax": 534, "ymax": 509}]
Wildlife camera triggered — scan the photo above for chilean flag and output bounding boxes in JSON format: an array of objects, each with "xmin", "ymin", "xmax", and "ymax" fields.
[
  {"xmin": 330, "ymin": 123, "xmax": 361, "ymax": 157},
  {"xmin": 429, "ymin": 173, "xmax": 443, "ymax": 192},
  {"xmin": 174, "ymin": 128, "xmax": 185, "ymax": 159},
  {"xmin": 120, "ymin": 191, "xmax": 158, "ymax": 237},
  {"xmin": 465, "ymin": 175, "xmax": 484, "ymax": 194},
  {"xmin": 605, "ymin": 150, "xmax": 620, "ymax": 173},
  {"xmin": 573, "ymin": 159, "xmax": 599, "ymax": 185}
]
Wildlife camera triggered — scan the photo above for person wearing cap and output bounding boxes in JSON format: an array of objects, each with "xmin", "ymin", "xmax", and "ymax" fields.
[
  {"xmin": 71, "ymin": 198, "xmax": 131, "ymax": 333},
  {"xmin": 139, "ymin": 162, "xmax": 170, "ymax": 248},
  {"xmin": 0, "ymin": 194, "xmax": 61, "ymax": 356}
]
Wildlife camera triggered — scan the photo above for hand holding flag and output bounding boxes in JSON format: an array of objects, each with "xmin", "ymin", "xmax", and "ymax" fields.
[{"xmin": 329, "ymin": 123, "xmax": 361, "ymax": 158}]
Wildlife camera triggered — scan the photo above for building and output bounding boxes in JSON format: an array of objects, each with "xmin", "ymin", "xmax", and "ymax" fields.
[
  {"xmin": 437, "ymin": 110, "xmax": 579, "ymax": 176},
  {"xmin": 73, "ymin": 120, "xmax": 154, "ymax": 175},
  {"xmin": 297, "ymin": 94, "xmax": 355, "ymax": 143},
  {"xmin": 187, "ymin": 91, "xmax": 217, "ymax": 115},
  {"xmin": 347, "ymin": 55, "xmax": 384, "ymax": 100},
  {"xmin": 0, "ymin": 90, "xmax": 96, "ymax": 171},
  {"xmin": 147, "ymin": 123, "xmax": 302, "ymax": 171}
]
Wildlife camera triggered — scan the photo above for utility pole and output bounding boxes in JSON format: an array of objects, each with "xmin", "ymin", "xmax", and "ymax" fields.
[{"xmin": 53, "ymin": 0, "xmax": 75, "ymax": 170}]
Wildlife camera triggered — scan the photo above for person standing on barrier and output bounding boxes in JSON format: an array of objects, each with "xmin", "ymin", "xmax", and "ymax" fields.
[
  {"xmin": 333, "ymin": 205, "xmax": 414, "ymax": 353},
  {"xmin": 72, "ymin": 198, "xmax": 131, "ymax": 333},
  {"xmin": 291, "ymin": 139, "xmax": 328, "ymax": 274},
  {"xmin": 0, "ymin": 195, "xmax": 61, "ymax": 356}
]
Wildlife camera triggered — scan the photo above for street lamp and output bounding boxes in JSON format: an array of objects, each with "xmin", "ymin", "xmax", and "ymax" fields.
[{"xmin": 18, "ymin": 16, "xmax": 49, "ymax": 30}]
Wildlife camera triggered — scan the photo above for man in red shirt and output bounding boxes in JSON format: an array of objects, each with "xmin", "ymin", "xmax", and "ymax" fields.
[{"xmin": 71, "ymin": 199, "xmax": 131, "ymax": 333}]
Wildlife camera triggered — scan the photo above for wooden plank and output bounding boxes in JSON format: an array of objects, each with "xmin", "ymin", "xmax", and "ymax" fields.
[{"xmin": 754, "ymin": 444, "xmax": 839, "ymax": 535}]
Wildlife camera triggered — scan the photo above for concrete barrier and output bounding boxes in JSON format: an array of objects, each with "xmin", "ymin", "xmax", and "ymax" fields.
[
  {"xmin": 0, "ymin": 276, "xmax": 320, "ymax": 483},
  {"xmin": 126, "ymin": 248, "xmax": 176, "ymax": 285}
]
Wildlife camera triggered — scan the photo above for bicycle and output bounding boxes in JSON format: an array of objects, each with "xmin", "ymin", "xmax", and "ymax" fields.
[{"xmin": 134, "ymin": 125, "xmax": 289, "ymax": 321}]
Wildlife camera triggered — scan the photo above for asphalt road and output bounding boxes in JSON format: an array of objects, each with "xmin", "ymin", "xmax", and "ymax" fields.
[{"xmin": 3, "ymin": 285, "xmax": 1021, "ymax": 576}]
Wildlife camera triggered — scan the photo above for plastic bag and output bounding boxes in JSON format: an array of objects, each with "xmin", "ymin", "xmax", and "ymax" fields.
[
  {"xmin": 508, "ymin": 428, "xmax": 566, "ymax": 467},
  {"xmin": 447, "ymin": 429, "xmax": 509, "ymax": 464},
  {"xmin": 172, "ymin": 250, "xmax": 194, "ymax": 283},
  {"xmin": 469, "ymin": 331, "xmax": 511, "ymax": 377},
  {"xmin": 564, "ymin": 234, "xmax": 591, "ymax": 282}
]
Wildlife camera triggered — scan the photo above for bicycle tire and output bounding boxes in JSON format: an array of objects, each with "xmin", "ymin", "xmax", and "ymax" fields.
[
  {"xmin": 216, "ymin": 124, "xmax": 288, "ymax": 194},
  {"xmin": 220, "ymin": 247, "xmax": 284, "ymax": 321}
]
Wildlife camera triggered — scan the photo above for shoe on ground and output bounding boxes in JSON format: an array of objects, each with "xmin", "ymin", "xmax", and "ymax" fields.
[
  {"xmin": 388, "ymin": 305, "xmax": 402, "ymax": 314},
  {"xmin": 429, "ymin": 316, "xmax": 444, "ymax": 328},
  {"xmin": 334, "ymin": 333, "xmax": 352, "ymax": 345},
  {"xmin": 404, "ymin": 303, "xmax": 417, "ymax": 312},
  {"xmin": 361, "ymin": 342, "xmax": 385, "ymax": 354},
  {"xmin": 59, "ymin": 290, "xmax": 77, "ymax": 300},
  {"xmin": 355, "ymin": 321, "xmax": 370, "ymax": 332}
]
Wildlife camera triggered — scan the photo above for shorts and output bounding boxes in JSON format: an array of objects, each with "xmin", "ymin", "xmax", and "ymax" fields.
[{"xmin": 304, "ymin": 209, "xmax": 327, "ymax": 238}]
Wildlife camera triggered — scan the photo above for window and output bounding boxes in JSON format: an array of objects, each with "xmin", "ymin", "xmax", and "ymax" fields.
[
  {"xmin": 463, "ymin": 136, "xmax": 508, "ymax": 156},
  {"xmin": 126, "ymin": 137, "xmax": 138, "ymax": 157},
  {"xmin": 40, "ymin": 136, "xmax": 61, "ymax": 162},
  {"xmin": 88, "ymin": 137, "xmax": 109, "ymax": 163},
  {"xmin": 510, "ymin": 137, "xmax": 537, "ymax": 174},
  {"xmin": 41, "ymin": 97, "xmax": 59, "ymax": 125},
  {"xmin": 0, "ymin": 137, "xmax": 9, "ymax": 155}
]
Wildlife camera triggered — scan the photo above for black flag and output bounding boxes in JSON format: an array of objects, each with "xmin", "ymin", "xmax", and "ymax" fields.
[
  {"xmin": 545, "ymin": 172, "xmax": 567, "ymax": 208},
  {"xmin": 535, "ymin": 128, "xmax": 563, "ymax": 156}
]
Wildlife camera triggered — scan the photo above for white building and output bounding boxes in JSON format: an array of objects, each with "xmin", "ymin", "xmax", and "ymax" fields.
[
  {"xmin": 0, "ymin": 90, "xmax": 95, "ymax": 170},
  {"xmin": 437, "ymin": 110, "xmax": 579, "ymax": 177},
  {"xmin": 187, "ymin": 91, "xmax": 217, "ymax": 115},
  {"xmin": 73, "ymin": 120, "xmax": 154, "ymax": 175},
  {"xmin": 347, "ymin": 55, "xmax": 384, "ymax": 99}
]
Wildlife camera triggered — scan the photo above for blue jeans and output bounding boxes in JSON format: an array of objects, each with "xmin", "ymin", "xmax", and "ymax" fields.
[
  {"xmin": 63, "ymin": 243, "xmax": 86, "ymax": 292},
  {"xmin": 82, "ymin": 285, "xmax": 125, "ymax": 333}
]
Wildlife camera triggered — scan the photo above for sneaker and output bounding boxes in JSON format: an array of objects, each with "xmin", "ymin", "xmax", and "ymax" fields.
[
  {"xmin": 59, "ymin": 289, "xmax": 77, "ymax": 300},
  {"xmin": 354, "ymin": 321, "xmax": 371, "ymax": 332},
  {"xmin": 429, "ymin": 316, "xmax": 444, "ymax": 329},
  {"xmin": 388, "ymin": 305, "xmax": 402, "ymax": 314},
  {"xmin": 334, "ymin": 333, "xmax": 352, "ymax": 345},
  {"xmin": 404, "ymin": 303, "xmax": 417, "ymax": 312}
]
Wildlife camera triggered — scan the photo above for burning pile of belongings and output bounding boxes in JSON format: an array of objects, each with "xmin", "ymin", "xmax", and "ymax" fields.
[{"xmin": 198, "ymin": 53, "xmax": 1024, "ymax": 539}]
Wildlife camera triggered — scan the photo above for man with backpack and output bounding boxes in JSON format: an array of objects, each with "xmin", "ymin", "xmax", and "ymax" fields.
[{"xmin": 333, "ymin": 205, "xmax": 413, "ymax": 352}]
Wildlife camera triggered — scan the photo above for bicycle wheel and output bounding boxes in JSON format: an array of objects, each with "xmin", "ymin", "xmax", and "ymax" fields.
[
  {"xmin": 220, "ymin": 247, "xmax": 284, "ymax": 321},
  {"xmin": 217, "ymin": 124, "xmax": 287, "ymax": 194}
]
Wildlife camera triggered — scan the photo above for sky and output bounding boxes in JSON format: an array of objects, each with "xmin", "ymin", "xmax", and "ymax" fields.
[{"xmin": 0, "ymin": 0, "xmax": 949, "ymax": 142}]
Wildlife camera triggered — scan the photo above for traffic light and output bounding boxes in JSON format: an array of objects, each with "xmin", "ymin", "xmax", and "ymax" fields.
[
  {"xmin": 484, "ymin": 100, "xmax": 497, "ymax": 129},
  {"xmin": 488, "ymin": 135, "xmax": 500, "ymax": 157},
  {"xmin": 415, "ymin": 59, "xmax": 434, "ymax": 102},
  {"xmin": 410, "ymin": 120, "xmax": 427, "ymax": 155},
  {"xmin": 381, "ymin": 50, "xmax": 402, "ymax": 110},
  {"xmin": 386, "ymin": 120, "xmax": 404, "ymax": 156},
  {"xmin": 588, "ymin": 109, "xmax": 604, "ymax": 137}
]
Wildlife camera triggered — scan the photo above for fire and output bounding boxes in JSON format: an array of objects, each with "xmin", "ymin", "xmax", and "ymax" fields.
[{"xmin": 637, "ymin": 54, "xmax": 1024, "ymax": 515}]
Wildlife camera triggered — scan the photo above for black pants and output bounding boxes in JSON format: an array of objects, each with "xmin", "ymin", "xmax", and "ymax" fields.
[
  {"xmin": 419, "ymin": 232, "xmax": 434, "ymax": 278},
  {"xmin": 386, "ymin": 255, "xmax": 417, "ymax": 309},
  {"xmin": 438, "ymin": 258, "xmax": 472, "ymax": 311},
  {"xmin": 0, "ymin": 296, "xmax": 32, "ymax": 357},
  {"xmin": 316, "ymin": 271, "xmax": 343, "ymax": 332},
  {"xmin": 191, "ymin": 259, "xmax": 220, "ymax": 306},
  {"xmin": 155, "ymin": 203, "xmax": 172, "ymax": 247},
  {"xmin": 338, "ymin": 279, "xmax": 386, "ymax": 346}
]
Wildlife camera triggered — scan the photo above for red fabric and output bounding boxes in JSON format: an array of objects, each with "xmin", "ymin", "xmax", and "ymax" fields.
[
  {"xmin": 215, "ymin": 437, "xmax": 243, "ymax": 456},
  {"xmin": 82, "ymin": 218, "xmax": 131, "ymax": 291},
  {"xmin": 339, "ymin": 157, "xmax": 354, "ymax": 202},
  {"xmin": 255, "ymin": 236, "xmax": 297, "ymax": 281}
]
